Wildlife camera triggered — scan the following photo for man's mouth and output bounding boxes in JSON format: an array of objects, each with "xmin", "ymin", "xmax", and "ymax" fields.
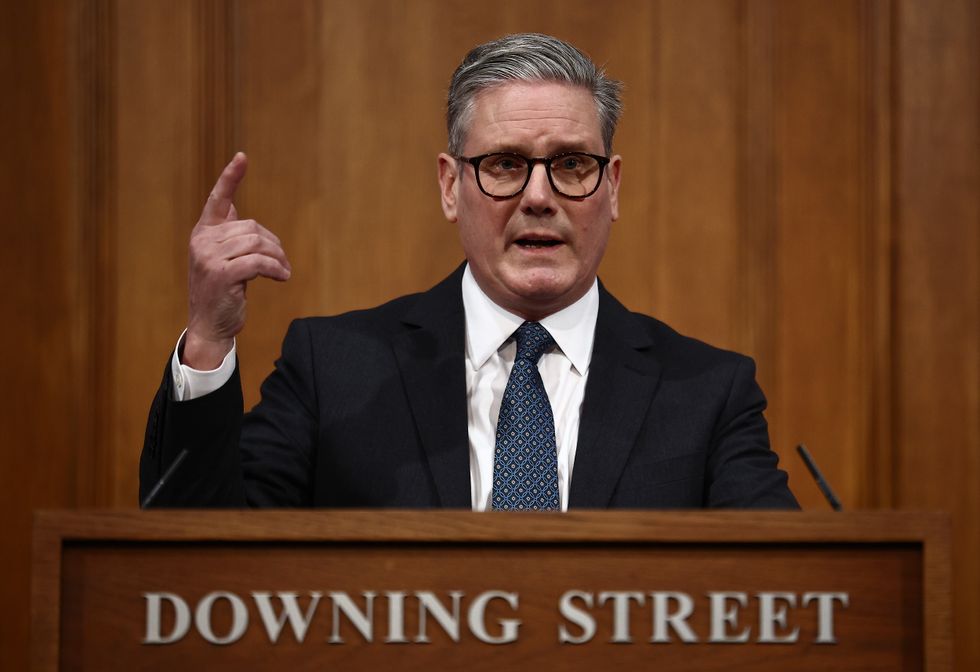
[{"xmin": 514, "ymin": 236, "xmax": 563, "ymax": 249}]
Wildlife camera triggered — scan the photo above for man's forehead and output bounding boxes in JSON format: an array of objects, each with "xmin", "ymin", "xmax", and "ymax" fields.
[{"xmin": 466, "ymin": 81, "xmax": 603, "ymax": 152}]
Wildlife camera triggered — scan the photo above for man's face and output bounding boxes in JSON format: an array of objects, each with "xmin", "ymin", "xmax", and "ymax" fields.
[{"xmin": 438, "ymin": 81, "xmax": 621, "ymax": 320}]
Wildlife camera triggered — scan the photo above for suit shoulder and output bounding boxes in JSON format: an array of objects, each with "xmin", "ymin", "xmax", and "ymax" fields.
[
  {"xmin": 288, "ymin": 265, "xmax": 464, "ymax": 337},
  {"xmin": 288, "ymin": 290, "xmax": 427, "ymax": 336},
  {"xmin": 628, "ymin": 310, "xmax": 755, "ymax": 370}
]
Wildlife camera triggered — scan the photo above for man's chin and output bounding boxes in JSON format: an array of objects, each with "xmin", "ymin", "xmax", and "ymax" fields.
[
  {"xmin": 500, "ymin": 275, "xmax": 587, "ymax": 319},
  {"xmin": 470, "ymin": 262, "xmax": 589, "ymax": 318}
]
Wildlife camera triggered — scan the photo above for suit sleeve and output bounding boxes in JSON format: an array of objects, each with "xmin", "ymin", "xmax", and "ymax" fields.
[
  {"xmin": 237, "ymin": 319, "xmax": 319, "ymax": 506},
  {"xmin": 139, "ymin": 356, "xmax": 247, "ymax": 507},
  {"xmin": 705, "ymin": 356, "xmax": 800, "ymax": 509},
  {"xmin": 139, "ymin": 319, "xmax": 318, "ymax": 507}
]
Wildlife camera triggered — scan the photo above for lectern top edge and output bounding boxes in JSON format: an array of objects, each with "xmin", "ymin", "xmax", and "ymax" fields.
[{"xmin": 33, "ymin": 509, "xmax": 950, "ymax": 545}]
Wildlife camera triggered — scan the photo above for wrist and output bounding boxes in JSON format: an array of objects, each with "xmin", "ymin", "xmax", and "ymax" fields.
[{"xmin": 181, "ymin": 330, "xmax": 234, "ymax": 370}]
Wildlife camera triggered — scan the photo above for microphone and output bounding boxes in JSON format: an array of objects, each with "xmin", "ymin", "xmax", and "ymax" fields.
[
  {"xmin": 140, "ymin": 449, "xmax": 189, "ymax": 509},
  {"xmin": 796, "ymin": 444, "xmax": 842, "ymax": 511}
]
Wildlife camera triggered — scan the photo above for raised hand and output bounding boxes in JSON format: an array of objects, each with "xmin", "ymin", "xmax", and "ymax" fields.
[{"xmin": 183, "ymin": 153, "xmax": 291, "ymax": 369}]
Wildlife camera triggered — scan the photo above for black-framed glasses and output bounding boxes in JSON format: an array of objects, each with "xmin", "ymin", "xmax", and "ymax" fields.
[{"xmin": 458, "ymin": 152, "xmax": 611, "ymax": 199}]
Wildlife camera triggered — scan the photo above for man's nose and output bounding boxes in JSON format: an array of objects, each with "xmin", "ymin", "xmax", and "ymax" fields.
[{"xmin": 520, "ymin": 162, "xmax": 556, "ymax": 215}]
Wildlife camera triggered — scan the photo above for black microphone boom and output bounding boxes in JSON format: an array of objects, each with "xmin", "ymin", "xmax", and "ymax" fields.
[
  {"xmin": 796, "ymin": 444, "xmax": 843, "ymax": 511},
  {"xmin": 140, "ymin": 448, "xmax": 189, "ymax": 509}
]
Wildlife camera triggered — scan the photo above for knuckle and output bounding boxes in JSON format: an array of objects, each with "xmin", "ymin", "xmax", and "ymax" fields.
[
  {"xmin": 188, "ymin": 242, "xmax": 208, "ymax": 263},
  {"xmin": 189, "ymin": 256, "xmax": 208, "ymax": 276},
  {"xmin": 202, "ymin": 252, "xmax": 226, "ymax": 272}
]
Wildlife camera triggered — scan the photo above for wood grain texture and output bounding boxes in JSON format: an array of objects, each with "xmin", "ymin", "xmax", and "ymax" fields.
[
  {"xmin": 737, "ymin": 0, "xmax": 777, "ymax": 393},
  {"xmin": 111, "ymin": 0, "xmax": 202, "ymax": 505},
  {"xmin": 769, "ymin": 0, "xmax": 872, "ymax": 510},
  {"xmin": 33, "ymin": 508, "xmax": 949, "ymax": 543},
  {"xmin": 864, "ymin": 0, "xmax": 896, "ymax": 511},
  {"xmin": 893, "ymin": 2, "xmax": 980, "ymax": 670},
  {"xmin": 30, "ymin": 514, "xmax": 63, "ymax": 672},
  {"xmin": 33, "ymin": 511, "xmax": 949, "ymax": 671},
  {"xmin": 0, "ymin": 1, "xmax": 96, "ymax": 667},
  {"xmin": 2, "ymin": 1, "xmax": 977, "ymax": 669},
  {"xmin": 60, "ymin": 546, "xmax": 921, "ymax": 670},
  {"xmin": 645, "ymin": 0, "xmax": 741, "ymax": 349}
]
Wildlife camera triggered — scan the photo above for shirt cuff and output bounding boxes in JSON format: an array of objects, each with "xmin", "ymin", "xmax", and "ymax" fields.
[{"xmin": 170, "ymin": 329, "xmax": 237, "ymax": 401}]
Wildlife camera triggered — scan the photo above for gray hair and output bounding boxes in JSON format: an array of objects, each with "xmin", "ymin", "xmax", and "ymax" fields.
[{"xmin": 447, "ymin": 33, "xmax": 623, "ymax": 156}]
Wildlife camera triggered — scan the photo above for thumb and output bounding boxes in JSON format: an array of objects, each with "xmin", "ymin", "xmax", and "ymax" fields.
[{"xmin": 227, "ymin": 203, "xmax": 238, "ymax": 221}]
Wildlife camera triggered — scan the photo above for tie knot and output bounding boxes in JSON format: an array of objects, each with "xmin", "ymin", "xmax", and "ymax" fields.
[{"xmin": 514, "ymin": 321, "xmax": 555, "ymax": 364}]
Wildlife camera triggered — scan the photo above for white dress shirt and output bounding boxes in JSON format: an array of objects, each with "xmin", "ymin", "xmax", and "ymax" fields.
[
  {"xmin": 170, "ymin": 330, "xmax": 237, "ymax": 401},
  {"xmin": 461, "ymin": 265, "xmax": 597, "ymax": 511},
  {"xmin": 171, "ymin": 263, "xmax": 599, "ymax": 511}
]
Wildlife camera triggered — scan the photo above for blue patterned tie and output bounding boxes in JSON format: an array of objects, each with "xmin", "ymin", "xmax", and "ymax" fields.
[{"xmin": 492, "ymin": 321, "xmax": 560, "ymax": 511}]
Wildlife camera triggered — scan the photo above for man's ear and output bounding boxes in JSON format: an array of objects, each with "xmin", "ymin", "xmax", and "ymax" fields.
[
  {"xmin": 437, "ymin": 153, "xmax": 459, "ymax": 222},
  {"xmin": 606, "ymin": 154, "xmax": 622, "ymax": 222}
]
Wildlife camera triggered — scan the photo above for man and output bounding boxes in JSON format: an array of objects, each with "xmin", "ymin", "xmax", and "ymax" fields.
[{"xmin": 140, "ymin": 33, "xmax": 798, "ymax": 510}]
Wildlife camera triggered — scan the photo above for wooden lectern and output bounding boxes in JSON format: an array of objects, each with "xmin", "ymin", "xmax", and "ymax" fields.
[{"xmin": 32, "ymin": 511, "xmax": 950, "ymax": 670}]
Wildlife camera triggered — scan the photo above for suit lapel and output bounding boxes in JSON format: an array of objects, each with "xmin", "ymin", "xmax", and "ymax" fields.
[
  {"xmin": 390, "ymin": 270, "xmax": 662, "ymax": 509},
  {"xmin": 391, "ymin": 266, "xmax": 472, "ymax": 508},
  {"xmin": 569, "ymin": 286, "xmax": 662, "ymax": 508}
]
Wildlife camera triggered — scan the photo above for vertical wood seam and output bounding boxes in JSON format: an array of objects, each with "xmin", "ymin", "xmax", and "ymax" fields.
[
  {"xmin": 866, "ymin": 0, "xmax": 895, "ymax": 509},
  {"xmin": 879, "ymin": 0, "xmax": 900, "ymax": 509},
  {"xmin": 737, "ymin": 0, "xmax": 777, "ymax": 396},
  {"xmin": 650, "ymin": 0, "xmax": 666, "ymax": 317},
  {"xmin": 75, "ymin": 0, "xmax": 116, "ymax": 507},
  {"xmin": 198, "ymin": 0, "xmax": 239, "ymax": 198}
]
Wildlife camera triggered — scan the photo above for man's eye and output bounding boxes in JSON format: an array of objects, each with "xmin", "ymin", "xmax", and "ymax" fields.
[
  {"xmin": 555, "ymin": 155, "xmax": 586, "ymax": 171},
  {"xmin": 489, "ymin": 156, "xmax": 523, "ymax": 171}
]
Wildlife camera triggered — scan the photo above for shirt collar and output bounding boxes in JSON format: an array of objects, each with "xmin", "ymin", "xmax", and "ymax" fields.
[{"xmin": 461, "ymin": 263, "xmax": 598, "ymax": 375}]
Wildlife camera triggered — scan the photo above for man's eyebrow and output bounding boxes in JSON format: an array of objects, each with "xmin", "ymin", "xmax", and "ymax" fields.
[
  {"xmin": 481, "ymin": 142, "xmax": 598, "ymax": 156},
  {"xmin": 484, "ymin": 143, "xmax": 538, "ymax": 155},
  {"xmin": 548, "ymin": 141, "xmax": 597, "ymax": 155}
]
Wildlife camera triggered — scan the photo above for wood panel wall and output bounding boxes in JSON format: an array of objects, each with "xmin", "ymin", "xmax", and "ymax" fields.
[{"xmin": 2, "ymin": 1, "xmax": 976, "ymax": 669}]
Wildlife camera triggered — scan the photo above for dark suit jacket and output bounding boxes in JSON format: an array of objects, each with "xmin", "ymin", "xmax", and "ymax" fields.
[{"xmin": 140, "ymin": 266, "xmax": 798, "ymax": 509}]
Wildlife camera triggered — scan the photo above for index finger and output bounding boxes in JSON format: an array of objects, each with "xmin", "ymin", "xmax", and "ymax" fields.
[{"xmin": 200, "ymin": 152, "xmax": 248, "ymax": 224}]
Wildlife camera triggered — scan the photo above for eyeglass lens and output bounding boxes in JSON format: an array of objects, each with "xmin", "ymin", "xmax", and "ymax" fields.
[{"xmin": 477, "ymin": 153, "xmax": 603, "ymax": 198}]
